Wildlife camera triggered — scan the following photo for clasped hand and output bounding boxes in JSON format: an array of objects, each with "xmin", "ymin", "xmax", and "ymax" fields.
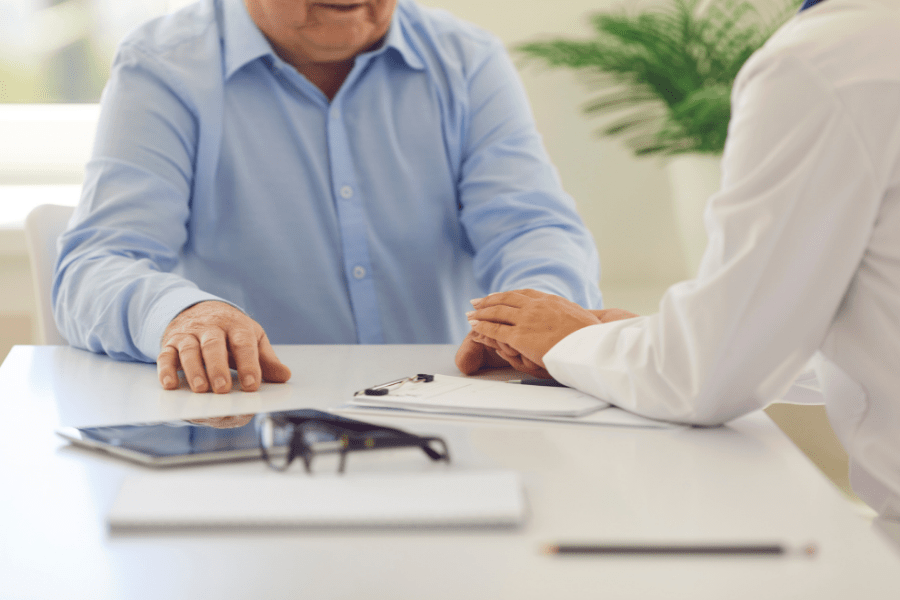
[{"xmin": 456, "ymin": 289, "xmax": 638, "ymax": 378}]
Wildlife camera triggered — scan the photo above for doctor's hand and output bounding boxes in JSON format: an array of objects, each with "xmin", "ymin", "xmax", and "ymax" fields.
[
  {"xmin": 157, "ymin": 301, "xmax": 292, "ymax": 394},
  {"xmin": 471, "ymin": 306, "xmax": 640, "ymax": 378},
  {"xmin": 467, "ymin": 290, "xmax": 637, "ymax": 372}
]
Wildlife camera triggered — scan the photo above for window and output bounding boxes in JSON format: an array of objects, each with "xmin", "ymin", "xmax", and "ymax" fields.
[
  {"xmin": 0, "ymin": 1, "xmax": 195, "ymax": 223},
  {"xmin": 0, "ymin": 0, "xmax": 192, "ymax": 103}
]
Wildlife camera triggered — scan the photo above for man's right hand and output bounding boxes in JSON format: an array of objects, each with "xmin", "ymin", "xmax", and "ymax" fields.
[{"xmin": 157, "ymin": 301, "xmax": 292, "ymax": 393}]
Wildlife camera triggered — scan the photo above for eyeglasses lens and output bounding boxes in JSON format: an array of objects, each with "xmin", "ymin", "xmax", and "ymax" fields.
[{"xmin": 257, "ymin": 416, "xmax": 294, "ymax": 470}]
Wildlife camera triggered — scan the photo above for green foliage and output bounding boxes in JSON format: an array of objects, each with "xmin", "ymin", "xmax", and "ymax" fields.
[{"xmin": 517, "ymin": 0, "xmax": 795, "ymax": 156}]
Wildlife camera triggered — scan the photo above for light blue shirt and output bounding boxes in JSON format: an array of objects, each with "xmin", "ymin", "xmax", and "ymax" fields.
[{"xmin": 55, "ymin": 0, "xmax": 602, "ymax": 362}]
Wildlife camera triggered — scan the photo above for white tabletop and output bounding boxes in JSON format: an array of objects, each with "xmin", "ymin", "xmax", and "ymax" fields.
[{"xmin": 2, "ymin": 345, "xmax": 899, "ymax": 599}]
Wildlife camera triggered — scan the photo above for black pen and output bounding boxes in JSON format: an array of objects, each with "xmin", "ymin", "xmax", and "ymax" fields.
[
  {"xmin": 506, "ymin": 379, "xmax": 568, "ymax": 388},
  {"xmin": 543, "ymin": 543, "xmax": 818, "ymax": 557}
]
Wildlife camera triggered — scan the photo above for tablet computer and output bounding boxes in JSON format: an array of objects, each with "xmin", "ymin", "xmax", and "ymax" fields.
[{"xmin": 56, "ymin": 409, "xmax": 340, "ymax": 467}]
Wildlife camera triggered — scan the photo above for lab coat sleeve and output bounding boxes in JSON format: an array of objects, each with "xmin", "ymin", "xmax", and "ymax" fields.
[{"xmin": 544, "ymin": 53, "xmax": 883, "ymax": 425}]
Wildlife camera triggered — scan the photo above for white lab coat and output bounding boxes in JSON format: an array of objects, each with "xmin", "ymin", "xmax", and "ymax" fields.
[{"xmin": 544, "ymin": 0, "xmax": 900, "ymax": 519}]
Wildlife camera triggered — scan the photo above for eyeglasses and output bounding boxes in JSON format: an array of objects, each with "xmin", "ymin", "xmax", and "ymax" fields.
[{"xmin": 255, "ymin": 409, "xmax": 450, "ymax": 474}]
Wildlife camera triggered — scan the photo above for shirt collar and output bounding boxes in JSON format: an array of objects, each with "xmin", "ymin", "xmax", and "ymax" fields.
[
  {"xmin": 378, "ymin": 11, "xmax": 425, "ymax": 72},
  {"xmin": 222, "ymin": 0, "xmax": 424, "ymax": 80},
  {"xmin": 222, "ymin": 0, "xmax": 274, "ymax": 80}
]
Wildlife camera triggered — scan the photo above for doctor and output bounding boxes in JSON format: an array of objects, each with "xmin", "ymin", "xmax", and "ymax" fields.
[{"xmin": 465, "ymin": 0, "xmax": 900, "ymax": 527}]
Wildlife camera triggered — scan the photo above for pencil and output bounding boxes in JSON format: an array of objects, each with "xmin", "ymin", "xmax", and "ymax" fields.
[
  {"xmin": 506, "ymin": 379, "xmax": 568, "ymax": 388},
  {"xmin": 543, "ymin": 543, "xmax": 818, "ymax": 557}
]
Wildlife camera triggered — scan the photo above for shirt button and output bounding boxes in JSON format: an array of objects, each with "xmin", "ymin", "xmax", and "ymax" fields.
[
  {"xmin": 340, "ymin": 186, "xmax": 354, "ymax": 199},
  {"xmin": 352, "ymin": 266, "xmax": 366, "ymax": 280}
]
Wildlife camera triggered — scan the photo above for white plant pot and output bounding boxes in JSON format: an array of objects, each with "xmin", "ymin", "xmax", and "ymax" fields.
[{"xmin": 665, "ymin": 153, "xmax": 722, "ymax": 277}]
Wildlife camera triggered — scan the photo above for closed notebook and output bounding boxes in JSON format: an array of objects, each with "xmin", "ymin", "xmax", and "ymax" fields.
[{"xmin": 108, "ymin": 470, "xmax": 526, "ymax": 532}]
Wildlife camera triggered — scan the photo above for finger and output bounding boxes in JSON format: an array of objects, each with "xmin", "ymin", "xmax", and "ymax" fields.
[
  {"xmin": 227, "ymin": 328, "xmax": 263, "ymax": 392},
  {"xmin": 518, "ymin": 354, "xmax": 541, "ymax": 371},
  {"xmin": 517, "ymin": 356, "xmax": 552, "ymax": 378},
  {"xmin": 470, "ymin": 320, "xmax": 515, "ymax": 346},
  {"xmin": 470, "ymin": 288, "xmax": 550, "ymax": 308},
  {"xmin": 521, "ymin": 364, "xmax": 553, "ymax": 379},
  {"xmin": 498, "ymin": 348, "xmax": 549, "ymax": 378},
  {"xmin": 481, "ymin": 344, "xmax": 513, "ymax": 368},
  {"xmin": 199, "ymin": 329, "xmax": 232, "ymax": 394},
  {"xmin": 469, "ymin": 304, "xmax": 521, "ymax": 326},
  {"xmin": 157, "ymin": 345, "xmax": 181, "ymax": 390},
  {"xmin": 258, "ymin": 334, "xmax": 292, "ymax": 384},
  {"xmin": 470, "ymin": 291, "xmax": 531, "ymax": 310},
  {"xmin": 496, "ymin": 340, "xmax": 518, "ymax": 357},
  {"xmin": 174, "ymin": 334, "xmax": 209, "ymax": 393},
  {"xmin": 471, "ymin": 331, "xmax": 503, "ymax": 353},
  {"xmin": 505, "ymin": 354, "xmax": 532, "ymax": 374}
]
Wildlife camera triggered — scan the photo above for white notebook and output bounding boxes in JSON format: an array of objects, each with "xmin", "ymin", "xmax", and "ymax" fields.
[{"xmin": 108, "ymin": 470, "xmax": 526, "ymax": 532}]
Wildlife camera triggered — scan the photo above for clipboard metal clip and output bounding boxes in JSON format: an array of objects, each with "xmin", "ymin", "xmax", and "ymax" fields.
[{"xmin": 359, "ymin": 374, "xmax": 435, "ymax": 397}]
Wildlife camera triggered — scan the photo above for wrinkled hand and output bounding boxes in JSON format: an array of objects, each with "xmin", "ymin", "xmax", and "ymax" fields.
[
  {"xmin": 157, "ymin": 301, "xmax": 292, "ymax": 393},
  {"xmin": 466, "ymin": 330, "xmax": 552, "ymax": 379},
  {"xmin": 468, "ymin": 289, "xmax": 635, "ymax": 372},
  {"xmin": 455, "ymin": 330, "xmax": 516, "ymax": 375}
]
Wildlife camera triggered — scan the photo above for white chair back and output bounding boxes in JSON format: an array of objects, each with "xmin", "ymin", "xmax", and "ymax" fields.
[{"xmin": 24, "ymin": 204, "xmax": 75, "ymax": 345}]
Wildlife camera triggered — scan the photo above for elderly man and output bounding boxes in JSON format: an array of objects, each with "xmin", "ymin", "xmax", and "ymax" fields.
[
  {"xmin": 54, "ymin": 0, "xmax": 602, "ymax": 394},
  {"xmin": 466, "ymin": 0, "xmax": 900, "ymax": 529}
]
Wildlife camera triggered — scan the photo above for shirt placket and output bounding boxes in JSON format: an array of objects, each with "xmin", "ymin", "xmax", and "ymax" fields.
[{"xmin": 326, "ymin": 102, "xmax": 384, "ymax": 344}]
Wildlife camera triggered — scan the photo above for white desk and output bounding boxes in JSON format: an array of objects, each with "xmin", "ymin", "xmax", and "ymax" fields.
[{"xmin": 2, "ymin": 345, "xmax": 899, "ymax": 599}]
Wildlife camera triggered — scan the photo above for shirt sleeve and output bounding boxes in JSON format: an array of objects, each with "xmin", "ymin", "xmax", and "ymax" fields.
[
  {"xmin": 544, "ymin": 53, "xmax": 883, "ymax": 425},
  {"xmin": 456, "ymin": 40, "xmax": 603, "ymax": 309},
  {"xmin": 53, "ymin": 43, "xmax": 231, "ymax": 362}
]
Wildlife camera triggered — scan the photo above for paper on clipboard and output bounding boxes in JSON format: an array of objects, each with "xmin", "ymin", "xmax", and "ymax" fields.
[{"xmin": 352, "ymin": 374, "xmax": 610, "ymax": 418}]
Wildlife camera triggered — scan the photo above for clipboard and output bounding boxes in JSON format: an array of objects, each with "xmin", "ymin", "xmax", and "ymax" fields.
[
  {"xmin": 349, "ymin": 374, "xmax": 678, "ymax": 429},
  {"xmin": 353, "ymin": 373, "xmax": 609, "ymax": 418}
]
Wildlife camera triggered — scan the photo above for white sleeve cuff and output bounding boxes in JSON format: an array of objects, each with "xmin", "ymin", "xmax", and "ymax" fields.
[{"xmin": 543, "ymin": 321, "xmax": 624, "ymax": 402}]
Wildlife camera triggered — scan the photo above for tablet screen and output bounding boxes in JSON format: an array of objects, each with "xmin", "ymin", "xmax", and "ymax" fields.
[{"xmin": 57, "ymin": 409, "xmax": 337, "ymax": 466}]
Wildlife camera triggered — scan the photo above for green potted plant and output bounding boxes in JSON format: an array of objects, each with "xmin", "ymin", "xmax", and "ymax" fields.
[{"xmin": 516, "ymin": 0, "xmax": 795, "ymax": 273}]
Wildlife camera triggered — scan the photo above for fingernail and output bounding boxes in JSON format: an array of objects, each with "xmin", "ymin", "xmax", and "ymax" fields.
[
  {"xmin": 162, "ymin": 376, "xmax": 174, "ymax": 388},
  {"xmin": 242, "ymin": 375, "xmax": 255, "ymax": 389},
  {"xmin": 192, "ymin": 377, "xmax": 205, "ymax": 390},
  {"xmin": 468, "ymin": 319, "xmax": 480, "ymax": 326},
  {"xmin": 470, "ymin": 298, "xmax": 483, "ymax": 306},
  {"xmin": 465, "ymin": 310, "xmax": 475, "ymax": 317},
  {"xmin": 214, "ymin": 377, "xmax": 227, "ymax": 390}
]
